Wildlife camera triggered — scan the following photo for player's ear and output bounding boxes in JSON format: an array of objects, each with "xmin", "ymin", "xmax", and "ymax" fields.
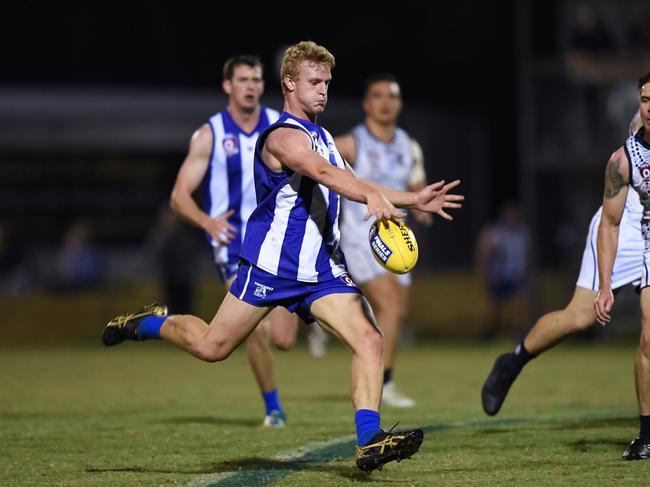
[
  {"xmin": 283, "ymin": 75, "xmax": 296, "ymax": 92},
  {"xmin": 222, "ymin": 79, "xmax": 232, "ymax": 95}
]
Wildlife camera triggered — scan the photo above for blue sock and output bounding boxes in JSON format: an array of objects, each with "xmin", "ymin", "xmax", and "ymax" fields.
[
  {"xmin": 136, "ymin": 315, "xmax": 166, "ymax": 340},
  {"xmin": 355, "ymin": 409, "xmax": 381, "ymax": 446},
  {"xmin": 262, "ymin": 388, "xmax": 283, "ymax": 415}
]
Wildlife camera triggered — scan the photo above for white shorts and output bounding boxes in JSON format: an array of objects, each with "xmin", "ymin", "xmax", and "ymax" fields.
[
  {"xmin": 576, "ymin": 207, "xmax": 644, "ymax": 291},
  {"xmin": 340, "ymin": 231, "xmax": 411, "ymax": 287}
]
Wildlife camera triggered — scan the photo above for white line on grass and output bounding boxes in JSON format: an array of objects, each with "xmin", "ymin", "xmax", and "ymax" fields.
[
  {"xmin": 184, "ymin": 409, "xmax": 633, "ymax": 487},
  {"xmin": 183, "ymin": 435, "xmax": 355, "ymax": 487}
]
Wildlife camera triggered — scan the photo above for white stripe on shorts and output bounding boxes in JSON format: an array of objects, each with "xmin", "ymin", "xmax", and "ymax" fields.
[{"xmin": 238, "ymin": 265, "xmax": 253, "ymax": 300}]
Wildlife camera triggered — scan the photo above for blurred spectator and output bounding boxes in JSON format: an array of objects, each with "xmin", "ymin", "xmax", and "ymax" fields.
[
  {"xmin": 475, "ymin": 201, "xmax": 532, "ymax": 341},
  {"xmin": 626, "ymin": 8, "xmax": 650, "ymax": 51},
  {"xmin": 0, "ymin": 222, "xmax": 33, "ymax": 294},
  {"xmin": 52, "ymin": 220, "xmax": 104, "ymax": 292},
  {"xmin": 568, "ymin": 4, "xmax": 615, "ymax": 55},
  {"xmin": 146, "ymin": 205, "xmax": 200, "ymax": 315}
]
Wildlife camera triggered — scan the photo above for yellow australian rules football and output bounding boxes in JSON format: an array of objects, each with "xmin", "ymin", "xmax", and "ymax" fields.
[{"xmin": 368, "ymin": 219, "xmax": 419, "ymax": 274}]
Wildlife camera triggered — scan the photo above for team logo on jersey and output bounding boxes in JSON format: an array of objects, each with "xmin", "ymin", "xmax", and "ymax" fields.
[
  {"xmin": 223, "ymin": 134, "xmax": 239, "ymax": 156},
  {"xmin": 339, "ymin": 274, "xmax": 357, "ymax": 288},
  {"xmin": 639, "ymin": 164, "xmax": 650, "ymax": 181},
  {"xmin": 310, "ymin": 131, "xmax": 320, "ymax": 142},
  {"xmin": 253, "ymin": 281, "xmax": 273, "ymax": 298}
]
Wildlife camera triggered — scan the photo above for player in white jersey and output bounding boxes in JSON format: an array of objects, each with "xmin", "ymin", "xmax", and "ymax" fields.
[
  {"xmin": 168, "ymin": 55, "xmax": 298, "ymax": 428},
  {"xmin": 596, "ymin": 72, "xmax": 650, "ymax": 460},
  {"xmin": 313, "ymin": 74, "xmax": 430, "ymax": 408},
  {"xmin": 101, "ymin": 41, "xmax": 464, "ymax": 473},
  {"xmin": 482, "ymin": 109, "xmax": 645, "ymax": 420}
]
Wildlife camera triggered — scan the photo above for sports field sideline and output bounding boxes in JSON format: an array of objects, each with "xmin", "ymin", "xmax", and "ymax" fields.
[{"xmin": 2, "ymin": 341, "xmax": 649, "ymax": 486}]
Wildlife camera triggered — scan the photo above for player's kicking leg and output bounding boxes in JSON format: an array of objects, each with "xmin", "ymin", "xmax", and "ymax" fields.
[
  {"xmin": 309, "ymin": 292, "xmax": 423, "ymax": 473},
  {"xmin": 102, "ymin": 292, "xmax": 272, "ymax": 362}
]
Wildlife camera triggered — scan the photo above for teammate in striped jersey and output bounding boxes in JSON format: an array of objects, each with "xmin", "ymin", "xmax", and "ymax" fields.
[
  {"xmin": 168, "ymin": 55, "xmax": 297, "ymax": 428},
  {"xmin": 102, "ymin": 41, "xmax": 463, "ymax": 472}
]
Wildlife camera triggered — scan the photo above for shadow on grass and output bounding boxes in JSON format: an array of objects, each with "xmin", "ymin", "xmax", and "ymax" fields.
[
  {"xmin": 473, "ymin": 428, "xmax": 514, "ymax": 435},
  {"xmin": 86, "ymin": 457, "xmax": 354, "ymax": 476},
  {"xmin": 211, "ymin": 459, "xmax": 388, "ymax": 483},
  {"xmin": 567, "ymin": 437, "xmax": 627, "ymax": 452},
  {"xmin": 546, "ymin": 416, "xmax": 636, "ymax": 431},
  {"xmin": 157, "ymin": 415, "xmax": 260, "ymax": 427},
  {"xmin": 315, "ymin": 463, "xmax": 416, "ymax": 482},
  {"xmin": 85, "ymin": 458, "xmax": 305, "ymax": 475}
]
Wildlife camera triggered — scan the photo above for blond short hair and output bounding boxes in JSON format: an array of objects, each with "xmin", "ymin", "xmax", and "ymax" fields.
[{"xmin": 280, "ymin": 41, "xmax": 335, "ymax": 94}]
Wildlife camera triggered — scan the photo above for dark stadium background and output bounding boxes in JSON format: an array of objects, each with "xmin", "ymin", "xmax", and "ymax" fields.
[
  {"xmin": 0, "ymin": 2, "xmax": 519, "ymax": 250},
  {"xmin": 1, "ymin": 0, "xmax": 647, "ymax": 337}
]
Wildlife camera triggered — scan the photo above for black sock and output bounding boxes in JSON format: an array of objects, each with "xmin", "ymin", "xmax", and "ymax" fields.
[
  {"xmin": 640, "ymin": 415, "xmax": 650, "ymax": 439},
  {"xmin": 510, "ymin": 340, "xmax": 537, "ymax": 369},
  {"xmin": 383, "ymin": 368, "xmax": 393, "ymax": 385}
]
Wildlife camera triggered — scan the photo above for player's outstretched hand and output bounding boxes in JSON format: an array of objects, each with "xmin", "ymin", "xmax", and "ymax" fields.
[
  {"xmin": 415, "ymin": 179, "xmax": 464, "ymax": 220},
  {"xmin": 364, "ymin": 190, "xmax": 407, "ymax": 222}
]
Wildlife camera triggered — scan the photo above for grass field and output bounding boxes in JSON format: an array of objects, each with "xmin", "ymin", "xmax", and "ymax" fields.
[{"xmin": 2, "ymin": 340, "xmax": 650, "ymax": 486}]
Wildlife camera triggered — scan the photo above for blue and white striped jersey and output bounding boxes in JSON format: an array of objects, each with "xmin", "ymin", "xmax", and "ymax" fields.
[
  {"xmin": 240, "ymin": 112, "xmax": 348, "ymax": 283},
  {"xmin": 203, "ymin": 107, "xmax": 279, "ymax": 266}
]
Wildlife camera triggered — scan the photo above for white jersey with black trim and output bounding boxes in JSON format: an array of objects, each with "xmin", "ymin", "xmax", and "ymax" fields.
[
  {"xmin": 340, "ymin": 124, "xmax": 415, "ymax": 240},
  {"xmin": 203, "ymin": 107, "xmax": 279, "ymax": 266},
  {"xmin": 240, "ymin": 112, "xmax": 348, "ymax": 283},
  {"xmin": 575, "ymin": 126, "xmax": 645, "ymax": 291},
  {"xmin": 627, "ymin": 127, "xmax": 650, "ymax": 247}
]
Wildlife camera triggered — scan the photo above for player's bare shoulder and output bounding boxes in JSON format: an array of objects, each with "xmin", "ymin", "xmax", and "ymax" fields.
[
  {"xmin": 188, "ymin": 123, "xmax": 214, "ymax": 156},
  {"xmin": 262, "ymin": 127, "xmax": 302, "ymax": 172},
  {"xmin": 604, "ymin": 146, "xmax": 630, "ymax": 199}
]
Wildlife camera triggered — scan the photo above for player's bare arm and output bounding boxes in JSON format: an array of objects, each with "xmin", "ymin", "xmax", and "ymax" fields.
[
  {"xmin": 595, "ymin": 147, "xmax": 630, "ymax": 325},
  {"xmin": 264, "ymin": 127, "xmax": 404, "ymax": 221},
  {"xmin": 170, "ymin": 124, "xmax": 236, "ymax": 243},
  {"xmin": 334, "ymin": 133, "xmax": 356, "ymax": 164},
  {"xmin": 265, "ymin": 128, "xmax": 463, "ymax": 221},
  {"xmin": 365, "ymin": 179, "xmax": 464, "ymax": 221}
]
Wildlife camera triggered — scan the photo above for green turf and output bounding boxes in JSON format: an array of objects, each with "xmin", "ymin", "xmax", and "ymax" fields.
[{"xmin": 1, "ymin": 341, "xmax": 649, "ymax": 486}]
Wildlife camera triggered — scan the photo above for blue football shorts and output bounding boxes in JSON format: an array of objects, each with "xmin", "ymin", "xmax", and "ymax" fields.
[{"xmin": 229, "ymin": 260, "xmax": 361, "ymax": 323}]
